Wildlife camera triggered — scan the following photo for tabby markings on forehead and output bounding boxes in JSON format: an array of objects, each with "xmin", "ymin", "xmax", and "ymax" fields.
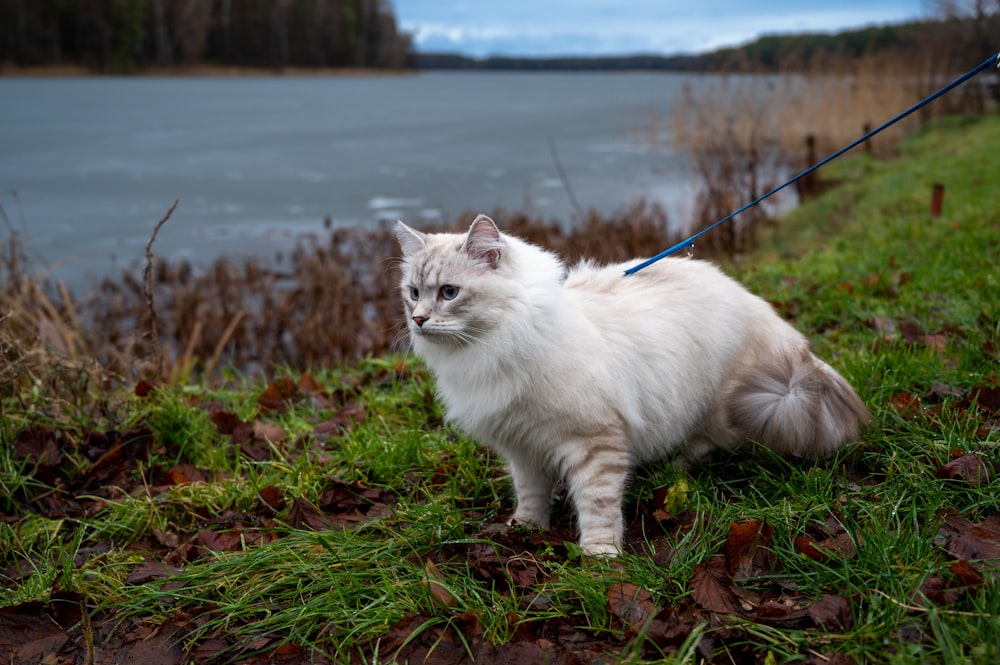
[{"xmin": 416, "ymin": 256, "xmax": 440, "ymax": 290}]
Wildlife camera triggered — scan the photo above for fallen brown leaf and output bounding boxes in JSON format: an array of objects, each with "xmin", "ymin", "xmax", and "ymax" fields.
[
  {"xmin": 476, "ymin": 641, "xmax": 558, "ymax": 664},
  {"xmin": 608, "ymin": 581, "xmax": 658, "ymax": 632},
  {"xmin": 690, "ymin": 556, "xmax": 743, "ymax": 615},
  {"xmin": 164, "ymin": 462, "xmax": 206, "ymax": 486},
  {"xmin": 0, "ymin": 602, "xmax": 69, "ymax": 660},
  {"xmin": 795, "ymin": 526, "xmax": 861, "ymax": 562},
  {"xmin": 460, "ymin": 540, "xmax": 544, "ymax": 591},
  {"xmin": 890, "ymin": 393, "xmax": 922, "ymax": 418},
  {"xmin": 258, "ymin": 376, "xmax": 303, "ymax": 413},
  {"xmin": 258, "ymin": 485, "xmax": 287, "ymax": 513},
  {"xmin": 116, "ymin": 620, "xmax": 186, "ymax": 664},
  {"xmin": 134, "ymin": 379, "xmax": 156, "ymax": 397},
  {"xmin": 950, "ymin": 559, "xmax": 985, "ymax": 586},
  {"xmin": 209, "ymin": 409, "xmax": 255, "ymax": 442},
  {"xmin": 936, "ymin": 453, "xmax": 990, "ymax": 486},
  {"xmin": 923, "ymin": 382, "xmax": 965, "ymax": 402},
  {"xmin": 273, "ymin": 642, "xmax": 306, "ymax": 663},
  {"xmin": 807, "ymin": 595, "xmax": 854, "ymax": 631},
  {"xmin": 754, "ymin": 598, "xmax": 811, "ymax": 627},
  {"xmin": 285, "ymin": 497, "xmax": 337, "ymax": 531},
  {"xmin": 871, "ymin": 318, "xmax": 960, "ymax": 355},
  {"xmin": 423, "ymin": 558, "xmax": 459, "ymax": 608},
  {"xmin": 318, "ymin": 479, "xmax": 396, "ymax": 518},
  {"xmin": 192, "ymin": 638, "xmax": 231, "ymax": 662},
  {"xmin": 936, "ymin": 509, "xmax": 1000, "ymax": 567},
  {"xmin": 869, "ymin": 316, "xmax": 899, "ymax": 337},
  {"xmin": 13, "ymin": 426, "xmax": 63, "ymax": 468},
  {"xmin": 724, "ymin": 520, "xmax": 774, "ymax": 580},
  {"xmin": 126, "ymin": 559, "xmax": 182, "ymax": 585},
  {"xmin": 76, "ymin": 427, "xmax": 155, "ymax": 493},
  {"xmin": 297, "ymin": 372, "xmax": 324, "ymax": 395},
  {"xmin": 253, "ymin": 421, "xmax": 288, "ymax": 444},
  {"xmin": 972, "ymin": 386, "xmax": 1000, "ymax": 413}
]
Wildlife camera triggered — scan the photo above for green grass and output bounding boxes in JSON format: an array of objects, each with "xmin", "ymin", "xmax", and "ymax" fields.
[{"xmin": 2, "ymin": 114, "xmax": 1000, "ymax": 664}]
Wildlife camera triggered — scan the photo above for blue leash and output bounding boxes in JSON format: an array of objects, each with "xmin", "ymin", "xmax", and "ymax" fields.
[{"xmin": 625, "ymin": 50, "xmax": 1000, "ymax": 276}]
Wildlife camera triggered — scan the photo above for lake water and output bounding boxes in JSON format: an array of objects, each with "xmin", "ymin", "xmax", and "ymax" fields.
[{"xmin": 0, "ymin": 72, "xmax": 700, "ymax": 288}]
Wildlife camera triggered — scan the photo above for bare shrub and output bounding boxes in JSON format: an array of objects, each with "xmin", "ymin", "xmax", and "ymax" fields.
[
  {"xmin": 670, "ymin": 75, "xmax": 789, "ymax": 254},
  {"xmin": 0, "ymin": 201, "xmax": 681, "ymax": 382}
]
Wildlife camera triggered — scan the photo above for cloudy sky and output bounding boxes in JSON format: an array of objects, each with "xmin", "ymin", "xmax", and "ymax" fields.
[{"xmin": 395, "ymin": 0, "xmax": 929, "ymax": 58}]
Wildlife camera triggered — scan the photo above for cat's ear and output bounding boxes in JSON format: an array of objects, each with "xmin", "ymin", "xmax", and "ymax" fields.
[
  {"xmin": 464, "ymin": 214, "xmax": 503, "ymax": 269},
  {"xmin": 395, "ymin": 220, "xmax": 428, "ymax": 257}
]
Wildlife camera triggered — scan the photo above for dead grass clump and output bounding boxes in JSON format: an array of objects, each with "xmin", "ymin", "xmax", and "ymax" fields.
[
  {"xmin": 1, "ymin": 203, "xmax": 684, "ymax": 383},
  {"xmin": 670, "ymin": 76, "xmax": 788, "ymax": 254},
  {"xmin": 97, "ymin": 224, "xmax": 403, "ymax": 377},
  {"xmin": 0, "ymin": 229, "xmax": 114, "ymax": 415},
  {"xmin": 125, "ymin": 203, "xmax": 676, "ymax": 376},
  {"xmin": 666, "ymin": 49, "xmax": 981, "ymax": 253},
  {"xmin": 769, "ymin": 51, "xmax": 923, "ymax": 158}
]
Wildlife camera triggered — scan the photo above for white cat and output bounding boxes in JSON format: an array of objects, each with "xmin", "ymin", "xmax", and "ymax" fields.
[{"xmin": 395, "ymin": 215, "xmax": 869, "ymax": 555}]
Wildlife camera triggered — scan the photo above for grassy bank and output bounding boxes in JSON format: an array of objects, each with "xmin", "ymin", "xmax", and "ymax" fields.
[{"xmin": 2, "ymin": 115, "xmax": 999, "ymax": 664}]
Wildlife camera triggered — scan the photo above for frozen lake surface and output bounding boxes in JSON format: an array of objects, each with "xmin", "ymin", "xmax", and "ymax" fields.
[{"xmin": 0, "ymin": 72, "xmax": 698, "ymax": 287}]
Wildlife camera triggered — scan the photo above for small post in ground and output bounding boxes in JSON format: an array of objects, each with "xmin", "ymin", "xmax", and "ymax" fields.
[{"xmin": 930, "ymin": 182, "xmax": 945, "ymax": 218}]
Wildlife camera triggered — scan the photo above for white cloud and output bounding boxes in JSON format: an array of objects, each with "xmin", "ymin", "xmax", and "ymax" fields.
[{"xmin": 395, "ymin": 0, "xmax": 927, "ymax": 57}]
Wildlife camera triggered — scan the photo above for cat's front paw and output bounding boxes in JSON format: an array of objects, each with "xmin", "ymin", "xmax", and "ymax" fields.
[
  {"xmin": 507, "ymin": 510, "xmax": 550, "ymax": 530},
  {"xmin": 580, "ymin": 540, "xmax": 621, "ymax": 557}
]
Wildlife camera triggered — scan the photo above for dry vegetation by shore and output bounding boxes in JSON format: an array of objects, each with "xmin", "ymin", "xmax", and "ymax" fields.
[
  {"xmin": 662, "ymin": 49, "xmax": 987, "ymax": 254},
  {"xmin": 1, "ymin": 201, "xmax": 678, "ymax": 389}
]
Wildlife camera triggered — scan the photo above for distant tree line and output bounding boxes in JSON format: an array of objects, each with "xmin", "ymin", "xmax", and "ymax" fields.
[
  {"xmin": 710, "ymin": 7, "xmax": 998, "ymax": 73},
  {"xmin": 0, "ymin": 0, "xmax": 412, "ymax": 71},
  {"xmin": 414, "ymin": 12, "xmax": 999, "ymax": 74}
]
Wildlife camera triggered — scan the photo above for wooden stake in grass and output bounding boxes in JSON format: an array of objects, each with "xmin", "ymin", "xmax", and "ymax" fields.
[
  {"xmin": 931, "ymin": 182, "xmax": 945, "ymax": 218},
  {"xmin": 138, "ymin": 199, "xmax": 178, "ymax": 380}
]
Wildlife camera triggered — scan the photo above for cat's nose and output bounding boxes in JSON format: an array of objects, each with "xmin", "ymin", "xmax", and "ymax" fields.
[{"xmin": 412, "ymin": 315, "xmax": 429, "ymax": 327}]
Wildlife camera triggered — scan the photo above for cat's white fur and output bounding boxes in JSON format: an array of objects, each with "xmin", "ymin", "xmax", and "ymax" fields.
[{"xmin": 396, "ymin": 215, "xmax": 869, "ymax": 555}]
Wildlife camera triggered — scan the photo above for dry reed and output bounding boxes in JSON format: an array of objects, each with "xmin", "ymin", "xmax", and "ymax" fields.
[
  {"xmin": 1, "ymin": 202, "xmax": 676, "ymax": 382},
  {"xmin": 0, "ymin": 227, "xmax": 113, "ymax": 414},
  {"xmin": 666, "ymin": 49, "xmax": 979, "ymax": 252}
]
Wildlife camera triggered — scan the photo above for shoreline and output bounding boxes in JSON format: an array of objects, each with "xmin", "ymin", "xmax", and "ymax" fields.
[{"xmin": 0, "ymin": 63, "xmax": 418, "ymax": 78}]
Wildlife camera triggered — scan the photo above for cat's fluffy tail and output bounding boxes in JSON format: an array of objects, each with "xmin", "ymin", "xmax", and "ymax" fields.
[{"xmin": 727, "ymin": 350, "xmax": 870, "ymax": 457}]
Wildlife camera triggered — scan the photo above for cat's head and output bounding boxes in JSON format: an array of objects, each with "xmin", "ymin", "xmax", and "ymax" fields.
[{"xmin": 395, "ymin": 214, "xmax": 514, "ymax": 347}]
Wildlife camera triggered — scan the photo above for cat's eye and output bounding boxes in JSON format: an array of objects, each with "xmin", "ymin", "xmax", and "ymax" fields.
[
  {"xmin": 409, "ymin": 286, "xmax": 419, "ymax": 300},
  {"xmin": 439, "ymin": 284, "xmax": 460, "ymax": 301}
]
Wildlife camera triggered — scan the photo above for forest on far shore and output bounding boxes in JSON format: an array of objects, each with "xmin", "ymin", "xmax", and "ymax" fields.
[{"xmin": 0, "ymin": 0, "xmax": 411, "ymax": 72}]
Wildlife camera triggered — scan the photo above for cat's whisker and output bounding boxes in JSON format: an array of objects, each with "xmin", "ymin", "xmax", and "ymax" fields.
[{"xmin": 389, "ymin": 324, "xmax": 413, "ymax": 353}]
